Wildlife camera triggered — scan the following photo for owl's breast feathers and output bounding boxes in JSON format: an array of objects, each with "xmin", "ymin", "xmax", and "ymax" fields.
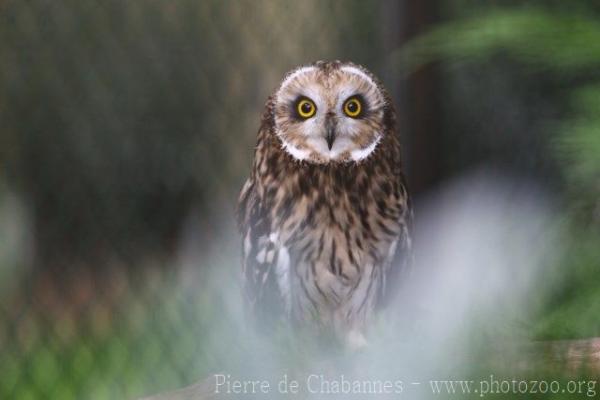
[{"xmin": 237, "ymin": 120, "xmax": 411, "ymax": 329}]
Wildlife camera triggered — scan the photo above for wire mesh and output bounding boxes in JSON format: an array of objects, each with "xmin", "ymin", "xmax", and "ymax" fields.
[{"xmin": 0, "ymin": 1, "xmax": 393, "ymax": 398}]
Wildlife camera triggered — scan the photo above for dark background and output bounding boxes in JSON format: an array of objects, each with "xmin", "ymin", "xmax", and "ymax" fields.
[{"xmin": 0, "ymin": 0, "xmax": 569, "ymax": 271}]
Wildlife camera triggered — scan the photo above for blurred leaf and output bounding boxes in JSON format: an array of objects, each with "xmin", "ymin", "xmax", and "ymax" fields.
[
  {"xmin": 401, "ymin": 8, "xmax": 600, "ymax": 74},
  {"xmin": 556, "ymin": 85, "xmax": 600, "ymax": 183}
]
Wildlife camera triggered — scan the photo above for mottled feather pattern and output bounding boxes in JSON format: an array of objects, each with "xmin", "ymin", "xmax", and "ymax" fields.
[{"xmin": 237, "ymin": 61, "xmax": 411, "ymax": 345}]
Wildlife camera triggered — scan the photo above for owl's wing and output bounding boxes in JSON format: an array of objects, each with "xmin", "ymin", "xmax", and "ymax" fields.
[
  {"xmin": 378, "ymin": 181, "xmax": 413, "ymax": 310},
  {"xmin": 237, "ymin": 178, "xmax": 288, "ymax": 323}
]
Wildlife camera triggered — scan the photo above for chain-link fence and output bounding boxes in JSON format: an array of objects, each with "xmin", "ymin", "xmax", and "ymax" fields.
[{"xmin": 0, "ymin": 1, "xmax": 397, "ymax": 398}]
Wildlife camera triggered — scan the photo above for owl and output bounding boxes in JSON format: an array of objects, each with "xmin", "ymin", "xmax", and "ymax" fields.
[{"xmin": 237, "ymin": 61, "xmax": 411, "ymax": 348}]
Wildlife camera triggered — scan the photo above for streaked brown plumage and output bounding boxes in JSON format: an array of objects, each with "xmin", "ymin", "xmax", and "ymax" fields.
[{"xmin": 237, "ymin": 61, "xmax": 411, "ymax": 347}]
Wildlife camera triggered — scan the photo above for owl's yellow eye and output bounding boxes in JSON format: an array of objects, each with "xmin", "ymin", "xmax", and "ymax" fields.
[
  {"xmin": 296, "ymin": 98, "xmax": 316, "ymax": 119},
  {"xmin": 343, "ymin": 97, "xmax": 362, "ymax": 118}
]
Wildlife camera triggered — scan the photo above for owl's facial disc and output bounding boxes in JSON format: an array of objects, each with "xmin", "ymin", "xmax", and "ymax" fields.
[{"xmin": 273, "ymin": 64, "xmax": 386, "ymax": 164}]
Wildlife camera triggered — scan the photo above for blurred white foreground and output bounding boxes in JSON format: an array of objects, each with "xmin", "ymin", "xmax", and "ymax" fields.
[{"xmin": 164, "ymin": 168, "xmax": 560, "ymax": 399}]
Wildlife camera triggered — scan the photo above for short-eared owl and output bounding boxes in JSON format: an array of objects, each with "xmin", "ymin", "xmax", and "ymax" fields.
[{"xmin": 237, "ymin": 61, "xmax": 411, "ymax": 347}]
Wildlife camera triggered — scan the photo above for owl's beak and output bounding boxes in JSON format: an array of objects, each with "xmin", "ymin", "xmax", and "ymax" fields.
[
  {"xmin": 325, "ymin": 116, "xmax": 337, "ymax": 150},
  {"xmin": 326, "ymin": 129, "xmax": 336, "ymax": 150}
]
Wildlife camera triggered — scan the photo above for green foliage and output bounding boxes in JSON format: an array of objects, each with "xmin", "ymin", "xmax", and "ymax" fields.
[
  {"xmin": 401, "ymin": 7, "xmax": 600, "ymax": 74},
  {"xmin": 403, "ymin": 2, "xmax": 600, "ymax": 343},
  {"xmin": 0, "ymin": 266, "xmax": 238, "ymax": 399},
  {"xmin": 555, "ymin": 85, "xmax": 600, "ymax": 219}
]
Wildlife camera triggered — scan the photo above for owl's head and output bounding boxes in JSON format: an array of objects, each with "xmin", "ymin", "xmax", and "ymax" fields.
[{"xmin": 272, "ymin": 61, "xmax": 393, "ymax": 164}]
